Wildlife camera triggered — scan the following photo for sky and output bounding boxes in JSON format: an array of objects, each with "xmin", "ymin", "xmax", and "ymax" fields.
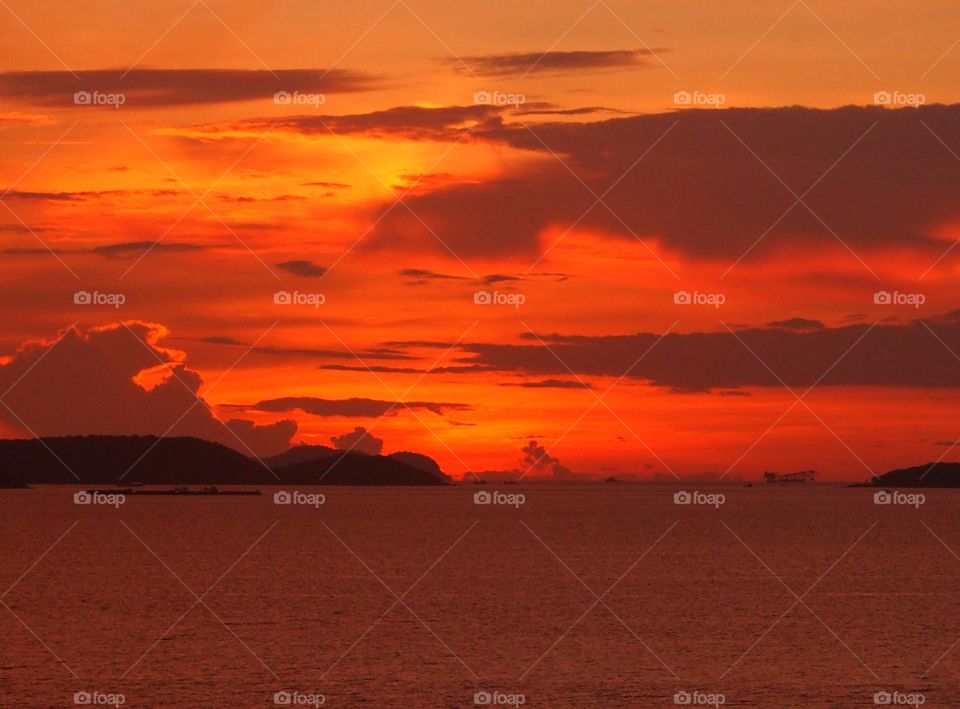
[{"xmin": 1, "ymin": 0, "xmax": 960, "ymax": 481}]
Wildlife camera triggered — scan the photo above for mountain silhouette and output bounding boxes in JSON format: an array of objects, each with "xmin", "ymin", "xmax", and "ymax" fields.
[
  {"xmin": 869, "ymin": 462, "xmax": 960, "ymax": 487},
  {"xmin": 0, "ymin": 436, "xmax": 449, "ymax": 486}
]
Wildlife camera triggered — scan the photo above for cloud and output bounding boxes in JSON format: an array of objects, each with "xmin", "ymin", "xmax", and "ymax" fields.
[
  {"xmin": 0, "ymin": 68, "xmax": 379, "ymax": 107},
  {"xmin": 364, "ymin": 104, "xmax": 960, "ymax": 261},
  {"xmin": 183, "ymin": 336, "xmax": 415, "ymax": 361},
  {"xmin": 0, "ymin": 188, "xmax": 181, "ymax": 202},
  {"xmin": 330, "ymin": 426, "xmax": 383, "ymax": 456},
  {"xmin": 0, "ymin": 111, "xmax": 55, "ymax": 128},
  {"xmin": 397, "ymin": 268, "xmax": 571, "ymax": 286},
  {"xmin": 456, "ymin": 312, "xmax": 960, "ymax": 391},
  {"xmin": 235, "ymin": 104, "xmax": 505, "ymax": 141},
  {"xmin": 472, "ymin": 439, "xmax": 579, "ymax": 481},
  {"xmin": 0, "ymin": 322, "xmax": 295, "ymax": 457},
  {"xmin": 276, "ymin": 259, "xmax": 327, "ymax": 277},
  {"xmin": 499, "ymin": 379, "xmax": 592, "ymax": 390},
  {"xmin": 765, "ymin": 318, "xmax": 826, "ymax": 331},
  {"xmin": 4, "ymin": 240, "xmax": 207, "ymax": 258},
  {"xmin": 246, "ymin": 396, "xmax": 470, "ymax": 417},
  {"xmin": 513, "ymin": 103, "xmax": 632, "ymax": 117},
  {"xmin": 521, "ymin": 440, "xmax": 574, "ymax": 478},
  {"xmin": 450, "ymin": 49, "xmax": 666, "ymax": 76}
]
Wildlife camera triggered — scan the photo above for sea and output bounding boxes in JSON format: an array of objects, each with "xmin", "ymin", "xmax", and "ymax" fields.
[{"xmin": 1, "ymin": 483, "xmax": 958, "ymax": 707}]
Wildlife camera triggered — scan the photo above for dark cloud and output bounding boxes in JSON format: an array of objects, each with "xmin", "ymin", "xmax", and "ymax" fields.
[
  {"xmin": 0, "ymin": 322, "xmax": 295, "ymax": 457},
  {"xmin": 317, "ymin": 363, "xmax": 495, "ymax": 375},
  {"xmin": 397, "ymin": 268, "xmax": 572, "ymax": 286},
  {"xmin": 330, "ymin": 426, "xmax": 383, "ymax": 455},
  {"xmin": 473, "ymin": 439, "xmax": 581, "ymax": 481},
  {"xmin": 187, "ymin": 336, "xmax": 415, "ymax": 361},
  {"xmin": 514, "ymin": 103, "xmax": 632, "ymax": 117},
  {"xmin": 243, "ymin": 104, "xmax": 504, "ymax": 141},
  {"xmin": 276, "ymin": 259, "xmax": 327, "ymax": 277},
  {"xmin": 3, "ymin": 241, "xmax": 206, "ymax": 258},
  {"xmin": 500, "ymin": 379, "xmax": 593, "ymax": 390},
  {"xmin": 0, "ymin": 188, "xmax": 181, "ymax": 202},
  {"xmin": 398, "ymin": 268, "xmax": 468, "ymax": 284},
  {"xmin": 247, "ymin": 396, "xmax": 470, "ymax": 417},
  {"xmin": 765, "ymin": 318, "xmax": 826, "ymax": 331},
  {"xmin": 0, "ymin": 68, "xmax": 379, "ymax": 107},
  {"xmin": 451, "ymin": 49, "xmax": 666, "ymax": 77},
  {"xmin": 457, "ymin": 311, "xmax": 960, "ymax": 391},
  {"xmin": 364, "ymin": 104, "xmax": 960, "ymax": 261}
]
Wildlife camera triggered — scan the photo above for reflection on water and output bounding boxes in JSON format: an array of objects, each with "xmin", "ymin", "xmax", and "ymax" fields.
[{"xmin": 1, "ymin": 484, "xmax": 958, "ymax": 707}]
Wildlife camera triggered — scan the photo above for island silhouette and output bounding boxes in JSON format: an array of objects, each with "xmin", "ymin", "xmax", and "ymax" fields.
[
  {"xmin": 2, "ymin": 435, "xmax": 959, "ymax": 488},
  {"xmin": 0, "ymin": 436, "xmax": 450, "ymax": 487}
]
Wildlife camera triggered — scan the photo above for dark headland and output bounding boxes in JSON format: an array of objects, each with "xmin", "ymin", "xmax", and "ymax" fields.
[
  {"xmin": 0, "ymin": 436, "xmax": 450, "ymax": 487},
  {"xmin": 861, "ymin": 462, "xmax": 960, "ymax": 488}
]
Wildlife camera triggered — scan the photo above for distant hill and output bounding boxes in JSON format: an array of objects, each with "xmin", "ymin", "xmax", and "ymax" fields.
[
  {"xmin": 385, "ymin": 451, "xmax": 450, "ymax": 482},
  {"xmin": 277, "ymin": 455, "xmax": 446, "ymax": 485},
  {"xmin": 266, "ymin": 445, "xmax": 450, "ymax": 483},
  {"xmin": 0, "ymin": 436, "xmax": 448, "ymax": 486},
  {"xmin": 869, "ymin": 462, "xmax": 960, "ymax": 488},
  {"xmin": 264, "ymin": 444, "xmax": 338, "ymax": 469}
]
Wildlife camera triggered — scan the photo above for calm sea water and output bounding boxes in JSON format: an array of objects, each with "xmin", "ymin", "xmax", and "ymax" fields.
[{"xmin": 2, "ymin": 484, "xmax": 959, "ymax": 707}]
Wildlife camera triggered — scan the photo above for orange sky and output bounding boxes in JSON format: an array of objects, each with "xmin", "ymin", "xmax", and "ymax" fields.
[{"xmin": 2, "ymin": 0, "xmax": 960, "ymax": 480}]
